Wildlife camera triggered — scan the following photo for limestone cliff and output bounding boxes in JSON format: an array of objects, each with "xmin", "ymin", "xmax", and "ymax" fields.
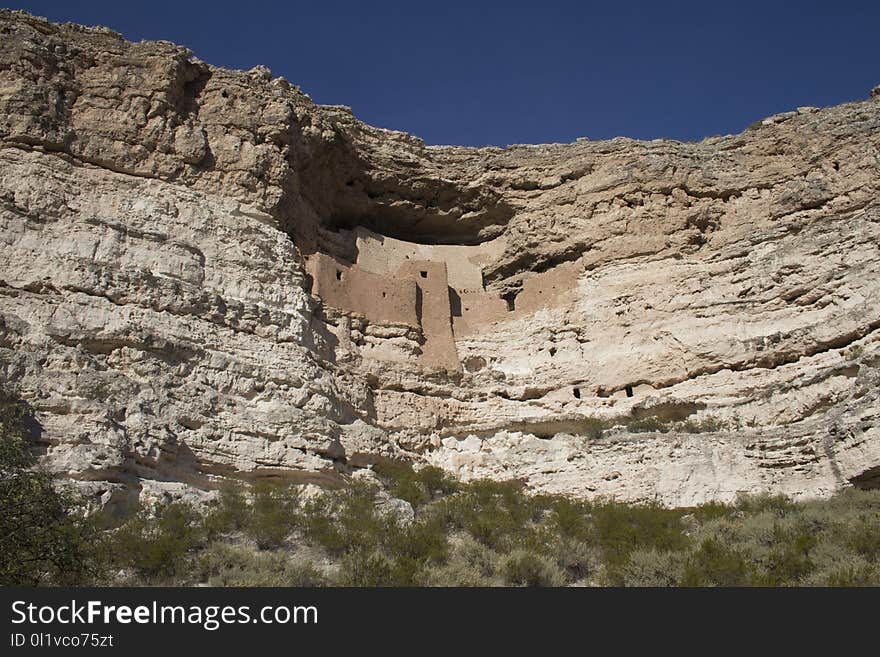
[{"xmin": 1, "ymin": 10, "xmax": 879, "ymax": 507}]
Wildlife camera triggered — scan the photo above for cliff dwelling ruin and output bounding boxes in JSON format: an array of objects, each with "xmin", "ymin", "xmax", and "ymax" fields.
[{"xmin": 305, "ymin": 227, "xmax": 580, "ymax": 372}]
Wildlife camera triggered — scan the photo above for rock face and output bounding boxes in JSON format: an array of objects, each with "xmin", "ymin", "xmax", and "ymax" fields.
[{"xmin": 1, "ymin": 10, "xmax": 879, "ymax": 506}]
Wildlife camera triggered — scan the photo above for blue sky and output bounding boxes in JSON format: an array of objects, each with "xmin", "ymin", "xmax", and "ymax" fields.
[{"xmin": 8, "ymin": 1, "xmax": 880, "ymax": 146}]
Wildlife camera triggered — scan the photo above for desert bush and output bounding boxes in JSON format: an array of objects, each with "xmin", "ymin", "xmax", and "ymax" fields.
[
  {"xmin": 111, "ymin": 502, "xmax": 204, "ymax": 583},
  {"xmin": 625, "ymin": 416, "xmax": 672, "ymax": 433},
  {"xmin": 500, "ymin": 549, "xmax": 566, "ymax": 587},
  {"xmin": 621, "ymin": 549, "xmax": 685, "ymax": 587},
  {"xmin": 338, "ymin": 549, "xmax": 395, "ymax": 586},
  {"xmin": 0, "ymin": 387, "xmax": 96, "ymax": 585},
  {"xmin": 580, "ymin": 417, "xmax": 607, "ymax": 440},
  {"xmin": 203, "ymin": 483, "xmax": 249, "ymax": 539},
  {"xmin": 734, "ymin": 492, "xmax": 795, "ymax": 515},
  {"xmin": 752, "ymin": 528, "xmax": 816, "ymax": 586},
  {"xmin": 246, "ymin": 480, "xmax": 299, "ymax": 549},
  {"xmin": 196, "ymin": 543, "xmax": 326, "ymax": 586},
  {"xmin": 592, "ymin": 500, "xmax": 689, "ymax": 583},
  {"xmin": 372, "ymin": 459, "xmax": 458, "ymax": 508},
  {"xmin": 823, "ymin": 563, "xmax": 877, "ymax": 587},
  {"xmin": 846, "ymin": 517, "xmax": 880, "ymax": 561},
  {"xmin": 680, "ymin": 537, "xmax": 752, "ymax": 586},
  {"xmin": 302, "ymin": 479, "xmax": 388, "ymax": 555},
  {"xmin": 414, "ymin": 464, "xmax": 460, "ymax": 497},
  {"xmin": 689, "ymin": 500, "xmax": 735, "ymax": 523},
  {"xmin": 550, "ymin": 538, "xmax": 598, "ymax": 582},
  {"xmin": 445, "ymin": 479, "xmax": 538, "ymax": 550},
  {"xmin": 546, "ymin": 495, "xmax": 591, "ymax": 541},
  {"xmin": 678, "ymin": 417, "xmax": 725, "ymax": 433}
]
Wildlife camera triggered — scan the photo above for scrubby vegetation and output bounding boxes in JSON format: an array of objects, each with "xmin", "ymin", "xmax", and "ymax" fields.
[
  {"xmin": 0, "ymin": 389, "xmax": 96, "ymax": 585},
  {"xmin": 2, "ymin": 389, "xmax": 879, "ymax": 587}
]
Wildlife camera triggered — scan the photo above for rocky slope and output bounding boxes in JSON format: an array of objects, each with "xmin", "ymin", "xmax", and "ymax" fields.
[{"xmin": 1, "ymin": 9, "xmax": 879, "ymax": 508}]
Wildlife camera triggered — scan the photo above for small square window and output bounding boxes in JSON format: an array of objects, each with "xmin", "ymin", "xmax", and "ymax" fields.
[{"xmin": 420, "ymin": 271, "xmax": 428, "ymax": 278}]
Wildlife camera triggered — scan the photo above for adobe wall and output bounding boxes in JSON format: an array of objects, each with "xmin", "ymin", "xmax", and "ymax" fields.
[
  {"xmin": 307, "ymin": 253, "xmax": 418, "ymax": 327},
  {"xmin": 307, "ymin": 229, "xmax": 582, "ymax": 367},
  {"xmin": 515, "ymin": 261, "xmax": 581, "ymax": 314},
  {"xmin": 399, "ymin": 259, "xmax": 460, "ymax": 371},
  {"xmin": 354, "ymin": 227, "xmax": 505, "ymax": 292},
  {"xmin": 452, "ymin": 291, "xmax": 509, "ymax": 336},
  {"xmin": 452, "ymin": 262, "xmax": 582, "ymax": 336}
]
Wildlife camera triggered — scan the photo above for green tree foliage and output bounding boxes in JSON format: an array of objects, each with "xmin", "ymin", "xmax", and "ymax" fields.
[
  {"xmin": 109, "ymin": 502, "xmax": 205, "ymax": 582},
  {"xmin": 0, "ymin": 387, "xmax": 93, "ymax": 585}
]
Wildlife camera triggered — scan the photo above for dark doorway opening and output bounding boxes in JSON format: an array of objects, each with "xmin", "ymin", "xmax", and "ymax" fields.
[{"xmin": 448, "ymin": 287, "xmax": 462, "ymax": 317}]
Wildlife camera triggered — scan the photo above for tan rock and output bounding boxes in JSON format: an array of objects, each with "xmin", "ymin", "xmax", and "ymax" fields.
[{"xmin": 1, "ymin": 9, "xmax": 878, "ymax": 505}]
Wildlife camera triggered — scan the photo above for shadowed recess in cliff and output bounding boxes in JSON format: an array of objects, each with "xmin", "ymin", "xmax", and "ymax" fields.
[{"xmin": 292, "ymin": 127, "xmax": 515, "ymax": 248}]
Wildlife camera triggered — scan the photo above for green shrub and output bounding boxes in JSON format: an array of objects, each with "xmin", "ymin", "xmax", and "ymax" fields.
[
  {"xmin": 301, "ymin": 479, "xmax": 387, "ymax": 555},
  {"xmin": 338, "ymin": 549, "xmax": 394, "ymax": 586},
  {"xmin": 680, "ymin": 538, "xmax": 752, "ymax": 586},
  {"xmin": 0, "ymin": 388, "xmax": 96, "ymax": 585},
  {"xmin": 580, "ymin": 417, "xmax": 607, "ymax": 440},
  {"xmin": 551, "ymin": 538, "xmax": 597, "ymax": 582},
  {"xmin": 621, "ymin": 549, "xmax": 685, "ymax": 587},
  {"xmin": 196, "ymin": 543, "xmax": 326, "ymax": 586},
  {"xmin": 734, "ymin": 493, "xmax": 795, "ymax": 515},
  {"xmin": 203, "ymin": 484, "xmax": 249, "ymax": 539},
  {"xmin": 247, "ymin": 480, "xmax": 299, "ymax": 549},
  {"xmin": 547, "ymin": 496, "xmax": 591, "ymax": 541},
  {"xmin": 824, "ymin": 563, "xmax": 876, "ymax": 587},
  {"xmin": 678, "ymin": 417, "xmax": 725, "ymax": 433},
  {"xmin": 415, "ymin": 465, "xmax": 460, "ymax": 497},
  {"xmin": 112, "ymin": 502, "xmax": 204, "ymax": 582},
  {"xmin": 424, "ymin": 536, "xmax": 501, "ymax": 587},
  {"xmin": 626, "ymin": 416, "xmax": 672, "ymax": 433},
  {"xmin": 445, "ymin": 479, "xmax": 537, "ymax": 550},
  {"xmin": 592, "ymin": 500, "xmax": 689, "ymax": 583},
  {"xmin": 689, "ymin": 500, "xmax": 735, "ymax": 523},
  {"xmin": 372, "ymin": 460, "xmax": 459, "ymax": 508},
  {"xmin": 752, "ymin": 525, "xmax": 816, "ymax": 586},
  {"xmin": 847, "ymin": 518, "xmax": 880, "ymax": 561},
  {"xmin": 500, "ymin": 549, "xmax": 565, "ymax": 587},
  {"xmin": 372, "ymin": 459, "xmax": 430, "ymax": 507}
]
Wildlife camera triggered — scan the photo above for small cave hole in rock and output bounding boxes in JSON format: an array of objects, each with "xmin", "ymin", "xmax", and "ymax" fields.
[
  {"xmin": 464, "ymin": 356, "xmax": 487, "ymax": 373},
  {"xmin": 336, "ymin": 269, "xmax": 343, "ymax": 281},
  {"xmin": 573, "ymin": 387, "xmax": 581, "ymax": 399},
  {"xmin": 832, "ymin": 161, "xmax": 840, "ymax": 171},
  {"xmin": 625, "ymin": 385, "xmax": 634, "ymax": 398},
  {"xmin": 549, "ymin": 347, "xmax": 557, "ymax": 357},
  {"xmin": 420, "ymin": 271, "xmax": 428, "ymax": 278},
  {"xmin": 382, "ymin": 292, "xmax": 386, "ymax": 298},
  {"xmin": 503, "ymin": 292, "xmax": 516, "ymax": 312}
]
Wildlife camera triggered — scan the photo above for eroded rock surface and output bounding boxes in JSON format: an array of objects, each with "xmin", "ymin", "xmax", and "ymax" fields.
[{"xmin": 2, "ymin": 10, "xmax": 879, "ymax": 506}]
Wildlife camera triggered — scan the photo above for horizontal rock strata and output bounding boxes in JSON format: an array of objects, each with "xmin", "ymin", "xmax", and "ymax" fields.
[{"xmin": 1, "ymin": 9, "xmax": 879, "ymax": 506}]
